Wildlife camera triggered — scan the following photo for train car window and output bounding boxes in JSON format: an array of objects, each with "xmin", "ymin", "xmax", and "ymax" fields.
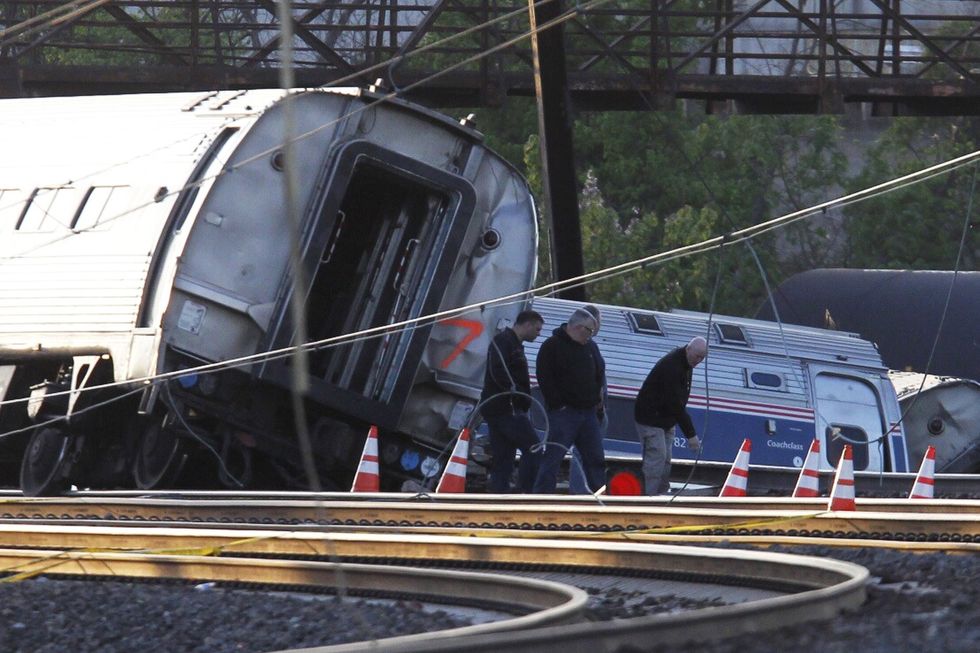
[
  {"xmin": 16, "ymin": 187, "xmax": 86, "ymax": 232},
  {"xmin": 826, "ymin": 424, "xmax": 870, "ymax": 471},
  {"xmin": 0, "ymin": 189, "xmax": 22, "ymax": 232},
  {"xmin": 627, "ymin": 312, "xmax": 664, "ymax": 335},
  {"xmin": 74, "ymin": 186, "xmax": 130, "ymax": 231},
  {"xmin": 13, "ymin": 189, "xmax": 38, "ymax": 230},
  {"xmin": 715, "ymin": 323, "xmax": 749, "ymax": 346},
  {"xmin": 746, "ymin": 370, "xmax": 784, "ymax": 390}
]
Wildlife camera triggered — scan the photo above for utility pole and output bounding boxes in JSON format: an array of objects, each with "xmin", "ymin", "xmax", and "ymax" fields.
[{"xmin": 528, "ymin": 0, "xmax": 585, "ymax": 300}]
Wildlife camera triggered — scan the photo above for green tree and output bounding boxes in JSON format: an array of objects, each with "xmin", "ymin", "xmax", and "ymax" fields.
[
  {"xmin": 843, "ymin": 117, "xmax": 979, "ymax": 271},
  {"xmin": 571, "ymin": 109, "xmax": 848, "ymax": 314}
]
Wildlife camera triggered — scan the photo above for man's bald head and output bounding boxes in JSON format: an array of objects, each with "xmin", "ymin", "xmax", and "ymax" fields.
[{"xmin": 686, "ymin": 336, "xmax": 708, "ymax": 367}]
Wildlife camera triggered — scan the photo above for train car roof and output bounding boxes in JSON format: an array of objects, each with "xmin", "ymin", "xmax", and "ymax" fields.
[
  {"xmin": 531, "ymin": 296, "xmax": 888, "ymax": 371},
  {"xmin": 0, "ymin": 88, "xmax": 484, "ymax": 177}
]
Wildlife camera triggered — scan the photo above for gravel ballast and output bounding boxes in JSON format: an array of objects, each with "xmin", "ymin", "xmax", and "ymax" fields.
[{"xmin": 0, "ymin": 546, "xmax": 977, "ymax": 652}]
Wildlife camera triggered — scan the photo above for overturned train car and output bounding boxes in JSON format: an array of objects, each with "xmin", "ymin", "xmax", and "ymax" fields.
[{"xmin": 0, "ymin": 89, "xmax": 537, "ymax": 495}]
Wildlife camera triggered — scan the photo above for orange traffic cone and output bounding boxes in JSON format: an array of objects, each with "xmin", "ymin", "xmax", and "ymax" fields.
[
  {"xmin": 909, "ymin": 445, "xmax": 937, "ymax": 499},
  {"xmin": 719, "ymin": 438, "xmax": 752, "ymax": 497},
  {"xmin": 793, "ymin": 439, "xmax": 822, "ymax": 498},
  {"xmin": 351, "ymin": 425, "xmax": 380, "ymax": 492},
  {"xmin": 828, "ymin": 445, "xmax": 856, "ymax": 511},
  {"xmin": 436, "ymin": 428, "xmax": 471, "ymax": 493}
]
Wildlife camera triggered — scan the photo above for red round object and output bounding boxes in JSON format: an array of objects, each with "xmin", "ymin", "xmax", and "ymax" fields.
[{"xmin": 608, "ymin": 470, "xmax": 642, "ymax": 496}]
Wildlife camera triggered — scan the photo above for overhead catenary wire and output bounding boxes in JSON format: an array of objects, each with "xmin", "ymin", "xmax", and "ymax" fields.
[
  {"xmin": 0, "ymin": 147, "xmax": 975, "ymax": 420},
  {"xmin": 820, "ymin": 161, "xmax": 979, "ymax": 452},
  {"xmin": 0, "ymin": 0, "xmax": 582, "ymax": 248},
  {"xmin": 0, "ymin": 0, "xmax": 113, "ymax": 46},
  {"xmin": 0, "ymin": 3, "xmax": 975, "ymax": 459},
  {"xmin": 0, "ymin": 0, "xmax": 973, "ymax": 265},
  {"xmin": 570, "ymin": 14, "xmax": 816, "ymax": 492},
  {"xmin": 275, "ymin": 0, "xmax": 320, "ymax": 495}
]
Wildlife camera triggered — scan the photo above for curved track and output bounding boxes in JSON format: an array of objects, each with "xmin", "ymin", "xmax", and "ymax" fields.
[
  {"xmin": 0, "ymin": 525, "xmax": 868, "ymax": 652},
  {"xmin": 3, "ymin": 492, "xmax": 977, "ymax": 649}
]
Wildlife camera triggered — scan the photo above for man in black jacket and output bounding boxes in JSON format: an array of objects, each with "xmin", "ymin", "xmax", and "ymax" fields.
[
  {"xmin": 634, "ymin": 336, "xmax": 707, "ymax": 494},
  {"xmin": 479, "ymin": 310, "xmax": 544, "ymax": 492},
  {"xmin": 532, "ymin": 307, "xmax": 607, "ymax": 494}
]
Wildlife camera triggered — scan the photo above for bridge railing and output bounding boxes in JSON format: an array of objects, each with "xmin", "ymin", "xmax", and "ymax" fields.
[{"xmin": 1, "ymin": 1, "xmax": 978, "ymax": 102}]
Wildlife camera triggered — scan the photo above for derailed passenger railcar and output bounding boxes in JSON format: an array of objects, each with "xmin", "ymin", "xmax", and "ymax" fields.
[
  {"xmin": 528, "ymin": 298, "xmax": 910, "ymax": 479},
  {"xmin": 0, "ymin": 88, "xmax": 537, "ymax": 495}
]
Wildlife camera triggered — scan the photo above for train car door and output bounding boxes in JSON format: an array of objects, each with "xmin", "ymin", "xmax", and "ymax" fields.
[{"xmin": 812, "ymin": 371, "xmax": 885, "ymax": 472}]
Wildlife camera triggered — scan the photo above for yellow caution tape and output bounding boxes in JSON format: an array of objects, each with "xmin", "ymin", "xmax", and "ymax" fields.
[{"xmin": 0, "ymin": 535, "xmax": 278, "ymax": 583}]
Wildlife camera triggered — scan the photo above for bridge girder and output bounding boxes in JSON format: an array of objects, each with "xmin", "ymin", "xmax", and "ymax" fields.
[{"xmin": 0, "ymin": 1, "xmax": 978, "ymax": 114}]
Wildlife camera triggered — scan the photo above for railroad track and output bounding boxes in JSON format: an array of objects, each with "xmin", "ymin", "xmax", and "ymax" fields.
[
  {"xmin": 2, "ymin": 494, "xmax": 979, "ymax": 541},
  {"xmin": 8, "ymin": 488, "xmax": 980, "ymax": 513},
  {"xmin": 2, "ymin": 493, "xmax": 976, "ymax": 650},
  {"xmin": 0, "ymin": 524, "xmax": 868, "ymax": 652},
  {"xmin": 661, "ymin": 460, "xmax": 980, "ymax": 497}
]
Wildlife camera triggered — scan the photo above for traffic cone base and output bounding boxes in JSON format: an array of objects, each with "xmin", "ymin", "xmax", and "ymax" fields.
[
  {"xmin": 793, "ymin": 439, "xmax": 822, "ymax": 498},
  {"xmin": 351, "ymin": 425, "xmax": 380, "ymax": 492},
  {"xmin": 828, "ymin": 444, "xmax": 856, "ymax": 511},
  {"xmin": 436, "ymin": 428, "xmax": 471, "ymax": 493},
  {"xmin": 909, "ymin": 445, "xmax": 937, "ymax": 500},
  {"xmin": 720, "ymin": 438, "xmax": 752, "ymax": 497}
]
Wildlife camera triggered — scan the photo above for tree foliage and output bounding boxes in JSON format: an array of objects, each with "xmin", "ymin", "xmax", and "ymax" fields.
[
  {"xmin": 570, "ymin": 109, "xmax": 847, "ymax": 315},
  {"xmin": 475, "ymin": 96, "xmax": 977, "ymax": 318},
  {"xmin": 842, "ymin": 117, "xmax": 979, "ymax": 271}
]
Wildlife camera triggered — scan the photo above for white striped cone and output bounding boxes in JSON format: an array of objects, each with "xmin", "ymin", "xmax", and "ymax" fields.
[
  {"xmin": 792, "ymin": 439, "xmax": 822, "ymax": 498},
  {"xmin": 909, "ymin": 446, "xmax": 937, "ymax": 499},
  {"xmin": 720, "ymin": 439, "xmax": 752, "ymax": 497},
  {"xmin": 350, "ymin": 425, "xmax": 380, "ymax": 492},
  {"xmin": 436, "ymin": 428, "xmax": 471, "ymax": 493},
  {"xmin": 828, "ymin": 445, "xmax": 856, "ymax": 511}
]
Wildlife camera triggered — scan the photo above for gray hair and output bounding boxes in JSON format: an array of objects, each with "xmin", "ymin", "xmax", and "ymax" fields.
[
  {"xmin": 582, "ymin": 304, "xmax": 601, "ymax": 333},
  {"xmin": 568, "ymin": 308, "xmax": 598, "ymax": 331}
]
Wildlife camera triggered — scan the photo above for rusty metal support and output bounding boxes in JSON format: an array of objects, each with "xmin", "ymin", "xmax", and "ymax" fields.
[
  {"xmin": 529, "ymin": 0, "xmax": 584, "ymax": 299},
  {"xmin": 255, "ymin": 0, "xmax": 358, "ymax": 76},
  {"xmin": 1, "ymin": 1, "xmax": 980, "ymax": 115},
  {"xmin": 870, "ymin": 0, "xmax": 979, "ymax": 83}
]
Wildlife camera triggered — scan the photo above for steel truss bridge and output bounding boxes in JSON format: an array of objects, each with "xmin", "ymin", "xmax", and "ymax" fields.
[{"xmin": 1, "ymin": 0, "xmax": 979, "ymax": 114}]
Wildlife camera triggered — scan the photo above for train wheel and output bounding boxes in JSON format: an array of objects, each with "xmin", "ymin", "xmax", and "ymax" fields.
[
  {"xmin": 20, "ymin": 427, "xmax": 72, "ymax": 497},
  {"xmin": 133, "ymin": 414, "xmax": 187, "ymax": 490}
]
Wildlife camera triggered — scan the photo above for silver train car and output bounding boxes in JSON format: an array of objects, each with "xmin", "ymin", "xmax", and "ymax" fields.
[
  {"xmin": 527, "ymin": 297, "xmax": 910, "ymax": 488},
  {"xmin": 0, "ymin": 88, "xmax": 537, "ymax": 495}
]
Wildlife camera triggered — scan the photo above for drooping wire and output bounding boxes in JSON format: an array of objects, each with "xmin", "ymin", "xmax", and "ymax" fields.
[
  {"xmin": 0, "ymin": 2, "xmax": 977, "ymax": 492},
  {"xmin": 574, "ymin": 8, "xmax": 818, "ymax": 490},
  {"xmin": 0, "ymin": 152, "xmax": 976, "ymax": 418},
  {"xmin": 823, "ymin": 161, "xmax": 979, "ymax": 455},
  {"xmin": 0, "ymin": 0, "xmax": 612, "ymax": 262},
  {"xmin": 275, "ymin": 0, "xmax": 320, "ymax": 495},
  {"xmin": 669, "ymin": 237, "xmax": 726, "ymax": 502},
  {"xmin": 0, "ymin": 0, "xmax": 112, "ymax": 45}
]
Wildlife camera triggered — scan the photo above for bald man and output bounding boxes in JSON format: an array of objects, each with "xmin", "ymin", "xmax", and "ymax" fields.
[{"xmin": 634, "ymin": 337, "xmax": 707, "ymax": 495}]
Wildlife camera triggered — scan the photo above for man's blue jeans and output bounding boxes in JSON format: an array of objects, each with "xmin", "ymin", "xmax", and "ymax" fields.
[
  {"xmin": 485, "ymin": 413, "xmax": 541, "ymax": 493},
  {"xmin": 532, "ymin": 407, "xmax": 605, "ymax": 493}
]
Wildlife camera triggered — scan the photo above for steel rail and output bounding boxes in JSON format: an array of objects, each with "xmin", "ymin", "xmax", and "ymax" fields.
[
  {"xmin": 7, "ymin": 489, "xmax": 980, "ymax": 512},
  {"xmin": 0, "ymin": 547, "xmax": 588, "ymax": 648},
  {"xmin": 1, "ymin": 496, "xmax": 979, "ymax": 539},
  {"xmin": 0, "ymin": 527, "xmax": 868, "ymax": 651},
  {"xmin": 8, "ymin": 518, "xmax": 979, "ymax": 553}
]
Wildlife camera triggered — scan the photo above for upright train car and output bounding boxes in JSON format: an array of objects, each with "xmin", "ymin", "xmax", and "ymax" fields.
[
  {"xmin": 528, "ymin": 298, "xmax": 909, "ymax": 481},
  {"xmin": 0, "ymin": 88, "xmax": 537, "ymax": 495}
]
